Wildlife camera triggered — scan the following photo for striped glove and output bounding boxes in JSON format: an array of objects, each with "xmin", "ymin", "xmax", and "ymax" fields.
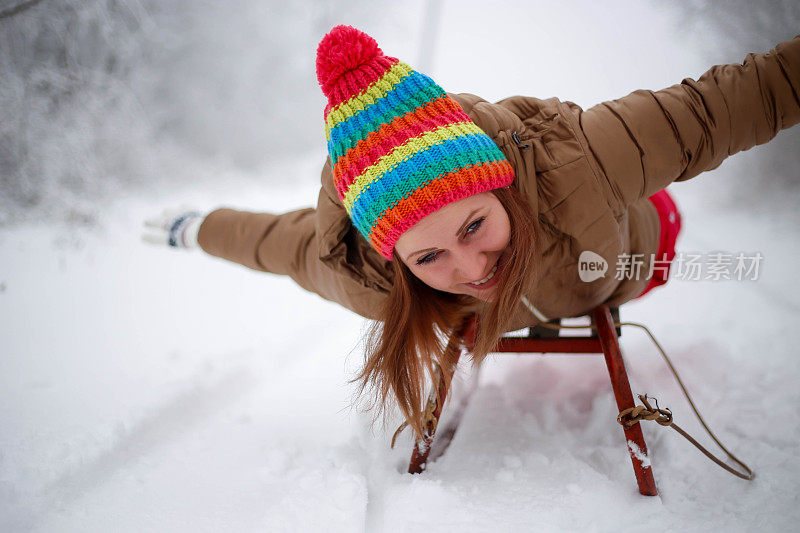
[{"xmin": 142, "ymin": 208, "xmax": 204, "ymax": 249}]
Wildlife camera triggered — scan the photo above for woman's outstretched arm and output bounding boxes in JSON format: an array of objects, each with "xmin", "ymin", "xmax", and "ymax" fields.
[
  {"xmin": 196, "ymin": 182, "xmax": 389, "ymax": 320},
  {"xmin": 577, "ymin": 34, "xmax": 800, "ymax": 213},
  {"xmin": 198, "ymin": 206, "xmax": 316, "ymax": 277}
]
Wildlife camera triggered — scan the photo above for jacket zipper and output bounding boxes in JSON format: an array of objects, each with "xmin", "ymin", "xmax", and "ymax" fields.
[{"xmin": 511, "ymin": 131, "xmax": 530, "ymax": 150}]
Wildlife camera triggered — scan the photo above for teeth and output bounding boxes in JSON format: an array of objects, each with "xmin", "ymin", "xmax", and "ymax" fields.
[{"xmin": 470, "ymin": 263, "xmax": 498, "ymax": 286}]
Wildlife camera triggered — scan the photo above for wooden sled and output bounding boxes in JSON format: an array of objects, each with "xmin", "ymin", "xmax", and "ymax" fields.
[{"xmin": 407, "ymin": 305, "xmax": 658, "ymax": 497}]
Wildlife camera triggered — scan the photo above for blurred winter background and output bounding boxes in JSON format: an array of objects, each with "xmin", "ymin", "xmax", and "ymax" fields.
[
  {"xmin": 1, "ymin": 0, "xmax": 799, "ymax": 227},
  {"xmin": 2, "ymin": 1, "xmax": 800, "ymax": 531}
]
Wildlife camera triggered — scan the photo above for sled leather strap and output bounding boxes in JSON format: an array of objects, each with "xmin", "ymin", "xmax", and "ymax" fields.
[
  {"xmin": 391, "ymin": 363, "xmax": 445, "ymax": 450},
  {"xmin": 618, "ymin": 394, "xmax": 755, "ymax": 480},
  {"xmin": 532, "ymin": 318, "xmax": 756, "ymax": 481}
]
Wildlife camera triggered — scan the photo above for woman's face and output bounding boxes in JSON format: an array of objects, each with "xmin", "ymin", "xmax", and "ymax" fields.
[{"xmin": 395, "ymin": 191, "xmax": 512, "ymax": 301}]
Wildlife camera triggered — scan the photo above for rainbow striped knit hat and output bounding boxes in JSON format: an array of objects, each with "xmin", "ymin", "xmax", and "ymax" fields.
[{"xmin": 316, "ymin": 25, "xmax": 515, "ymax": 260}]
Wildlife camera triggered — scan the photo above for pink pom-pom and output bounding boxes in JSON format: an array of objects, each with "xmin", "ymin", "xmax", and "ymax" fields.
[{"xmin": 316, "ymin": 25, "xmax": 383, "ymax": 98}]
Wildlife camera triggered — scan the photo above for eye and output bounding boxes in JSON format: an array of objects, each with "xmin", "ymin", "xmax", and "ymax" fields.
[
  {"xmin": 416, "ymin": 251, "xmax": 441, "ymax": 265},
  {"xmin": 414, "ymin": 216, "xmax": 486, "ymax": 266},
  {"xmin": 465, "ymin": 217, "xmax": 485, "ymax": 236}
]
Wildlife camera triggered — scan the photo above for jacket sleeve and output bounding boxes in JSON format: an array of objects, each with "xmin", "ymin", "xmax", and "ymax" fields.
[
  {"xmin": 197, "ymin": 205, "xmax": 317, "ymax": 281},
  {"xmin": 577, "ymin": 35, "xmax": 800, "ymax": 213},
  {"xmin": 196, "ymin": 190, "xmax": 388, "ymax": 320}
]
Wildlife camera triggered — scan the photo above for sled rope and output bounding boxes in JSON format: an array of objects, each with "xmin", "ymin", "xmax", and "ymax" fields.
[
  {"xmin": 618, "ymin": 394, "xmax": 753, "ymax": 479},
  {"xmin": 533, "ymin": 319, "xmax": 755, "ymax": 480}
]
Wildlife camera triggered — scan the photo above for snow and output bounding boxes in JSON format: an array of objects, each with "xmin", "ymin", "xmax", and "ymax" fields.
[
  {"xmin": 627, "ymin": 441, "xmax": 652, "ymax": 469},
  {"xmin": 3, "ymin": 1, "xmax": 800, "ymax": 532},
  {"xmin": 4, "ymin": 157, "xmax": 800, "ymax": 532}
]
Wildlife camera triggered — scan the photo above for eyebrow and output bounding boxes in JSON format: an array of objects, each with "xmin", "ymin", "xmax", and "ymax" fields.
[{"xmin": 406, "ymin": 208, "xmax": 481, "ymax": 262}]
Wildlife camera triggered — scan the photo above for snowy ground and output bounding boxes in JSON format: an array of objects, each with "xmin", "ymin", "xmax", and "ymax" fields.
[
  {"xmin": 3, "ymin": 1, "xmax": 800, "ymax": 531},
  {"xmin": 2, "ymin": 151, "xmax": 800, "ymax": 532}
]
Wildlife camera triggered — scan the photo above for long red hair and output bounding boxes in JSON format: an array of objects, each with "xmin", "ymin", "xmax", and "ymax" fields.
[{"xmin": 354, "ymin": 185, "xmax": 539, "ymax": 439}]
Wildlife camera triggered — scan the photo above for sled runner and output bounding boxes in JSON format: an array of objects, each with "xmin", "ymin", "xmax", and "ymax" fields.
[{"xmin": 406, "ymin": 305, "xmax": 659, "ymax": 497}]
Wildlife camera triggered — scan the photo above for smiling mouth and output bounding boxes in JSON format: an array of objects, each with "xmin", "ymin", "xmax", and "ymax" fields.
[{"xmin": 468, "ymin": 257, "xmax": 501, "ymax": 287}]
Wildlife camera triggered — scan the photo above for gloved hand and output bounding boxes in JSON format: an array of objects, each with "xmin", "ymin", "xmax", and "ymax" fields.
[{"xmin": 142, "ymin": 208, "xmax": 204, "ymax": 249}]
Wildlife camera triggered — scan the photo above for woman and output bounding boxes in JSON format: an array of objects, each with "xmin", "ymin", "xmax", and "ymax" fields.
[{"xmin": 146, "ymin": 25, "xmax": 800, "ymax": 439}]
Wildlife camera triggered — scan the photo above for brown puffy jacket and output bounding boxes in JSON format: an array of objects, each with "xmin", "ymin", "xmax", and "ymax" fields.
[{"xmin": 198, "ymin": 36, "xmax": 800, "ymax": 331}]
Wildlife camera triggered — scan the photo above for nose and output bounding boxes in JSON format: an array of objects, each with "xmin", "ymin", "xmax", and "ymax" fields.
[{"xmin": 453, "ymin": 248, "xmax": 489, "ymax": 283}]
